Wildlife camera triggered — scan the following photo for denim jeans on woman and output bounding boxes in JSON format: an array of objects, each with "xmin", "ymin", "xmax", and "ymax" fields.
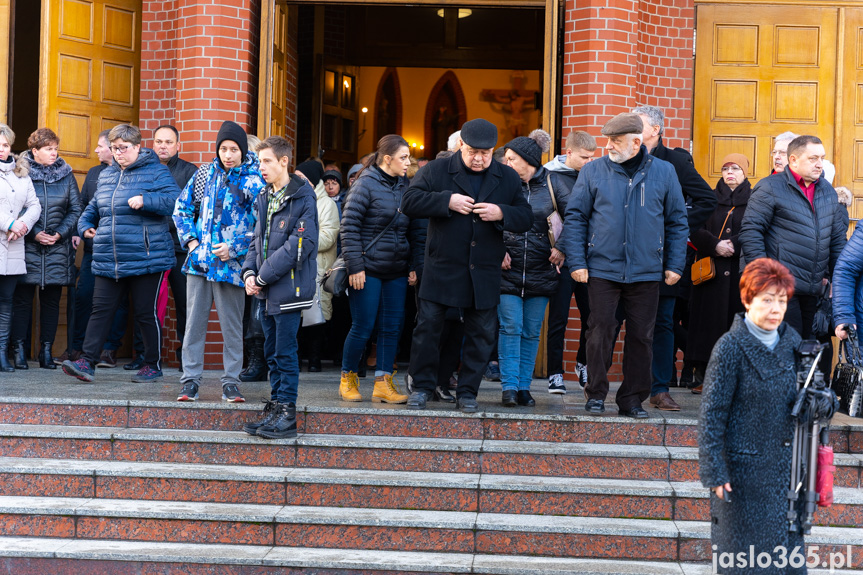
[
  {"xmin": 341, "ymin": 275, "xmax": 407, "ymax": 375},
  {"xmin": 497, "ymin": 294, "xmax": 549, "ymax": 391}
]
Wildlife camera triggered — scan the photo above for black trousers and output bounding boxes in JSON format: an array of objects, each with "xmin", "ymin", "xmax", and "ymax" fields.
[
  {"xmin": 547, "ymin": 273, "xmax": 590, "ymax": 375},
  {"xmin": 784, "ymin": 293, "xmax": 832, "ymax": 375},
  {"xmin": 585, "ymin": 278, "xmax": 660, "ymax": 410},
  {"xmin": 12, "ymin": 283, "xmax": 63, "ymax": 343},
  {"xmin": 168, "ymin": 252, "xmax": 187, "ymax": 348},
  {"xmin": 0, "ymin": 275, "xmax": 20, "ymax": 341},
  {"xmin": 409, "ymin": 297, "xmax": 496, "ymax": 399},
  {"xmin": 82, "ymin": 273, "xmax": 166, "ymax": 370}
]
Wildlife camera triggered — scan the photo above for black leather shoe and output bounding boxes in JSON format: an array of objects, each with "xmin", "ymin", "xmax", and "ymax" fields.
[
  {"xmin": 584, "ymin": 398, "xmax": 605, "ymax": 414},
  {"xmin": 407, "ymin": 390, "xmax": 429, "ymax": 410},
  {"xmin": 38, "ymin": 342, "xmax": 56, "ymax": 369},
  {"xmin": 516, "ymin": 390, "xmax": 535, "ymax": 407},
  {"xmin": 457, "ymin": 395, "xmax": 478, "ymax": 413},
  {"xmin": 433, "ymin": 385, "xmax": 455, "ymax": 403},
  {"xmin": 502, "ymin": 390, "xmax": 518, "ymax": 407},
  {"xmin": 123, "ymin": 355, "xmax": 145, "ymax": 371},
  {"xmin": 619, "ymin": 406, "xmax": 649, "ymax": 419}
]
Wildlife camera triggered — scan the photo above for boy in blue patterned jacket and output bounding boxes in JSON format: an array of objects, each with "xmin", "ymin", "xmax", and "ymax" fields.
[{"xmin": 173, "ymin": 121, "xmax": 265, "ymax": 403}]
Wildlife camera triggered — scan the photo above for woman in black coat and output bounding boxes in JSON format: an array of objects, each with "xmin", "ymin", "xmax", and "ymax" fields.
[
  {"xmin": 699, "ymin": 258, "xmax": 806, "ymax": 575},
  {"xmin": 498, "ymin": 130, "xmax": 559, "ymax": 408},
  {"xmin": 338, "ymin": 134, "xmax": 413, "ymax": 405},
  {"xmin": 688, "ymin": 153, "xmax": 751, "ymax": 392},
  {"xmin": 11, "ymin": 128, "xmax": 81, "ymax": 369}
]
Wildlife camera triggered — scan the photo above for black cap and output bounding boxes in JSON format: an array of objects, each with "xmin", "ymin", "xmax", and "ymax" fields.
[
  {"xmin": 323, "ymin": 169, "xmax": 342, "ymax": 185},
  {"xmin": 460, "ymin": 119, "xmax": 498, "ymax": 149},
  {"xmin": 215, "ymin": 121, "xmax": 248, "ymax": 166},
  {"xmin": 296, "ymin": 160, "xmax": 324, "ymax": 186}
]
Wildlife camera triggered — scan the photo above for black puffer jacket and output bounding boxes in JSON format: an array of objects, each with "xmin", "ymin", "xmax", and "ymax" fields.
[
  {"xmin": 340, "ymin": 165, "xmax": 412, "ymax": 279},
  {"xmin": 21, "ymin": 154, "xmax": 82, "ymax": 286},
  {"xmin": 739, "ymin": 167, "xmax": 846, "ymax": 296},
  {"xmin": 501, "ymin": 167, "xmax": 558, "ymax": 298}
]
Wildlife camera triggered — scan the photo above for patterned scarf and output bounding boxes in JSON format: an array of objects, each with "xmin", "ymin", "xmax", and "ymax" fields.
[{"xmin": 263, "ymin": 183, "xmax": 289, "ymax": 259}]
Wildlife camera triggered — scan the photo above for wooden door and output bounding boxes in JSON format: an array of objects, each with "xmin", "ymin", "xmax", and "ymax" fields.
[
  {"xmin": 258, "ymin": 0, "xmax": 294, "ymax": 141},
  {"xmin": 837, "ymin": 7, "xmax": 863, "ymax": 221},
  {"xmin": 693, "ymin": 4, "xmax": 838, "ymax": 185},
  {"xmin": 39, "ymin": 0, "xmax": 142, "ymax": 178}
]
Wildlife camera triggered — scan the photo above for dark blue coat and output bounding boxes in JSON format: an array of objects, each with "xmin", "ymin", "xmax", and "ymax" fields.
[
  {"xmin": 699, "ymin": 314, "xmax": 806, "ymax": 574},
  {"xmin": 832, "ymin": 224, "xmax": 863, "ymax": 330},
  {"xmin": 78, "ymin": 148, "xmax": 180, "ymax": 279},
  {"xmin": 561, "ymin": 147, "xmax": 689, "ymax": 283}
]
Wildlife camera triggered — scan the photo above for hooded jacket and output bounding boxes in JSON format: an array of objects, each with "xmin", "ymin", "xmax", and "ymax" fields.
[
  {"xmin": 0, "ymin": 155, "xmax": 41, "ymax": 276},
  {"xmin": 78, "ymin": 148, "xmax": 181, "ymax": 279},
  {"xmin": 242, "ymin": 174, "xmax": 319, "ymax": 315},
  {"xmin": 174, "ymin": 152, "xmax": 264, "ymax": 287},
  {"xmin": 311, "ymin": 178, "xmax": 339, "ymax": 320},
  {"xmin": 561, "ymin": 147, "xmax": 689, "ymax": 283},
  {"xmin": 21, "ymin": 153, "xmax": 82, "ymax": 286}
]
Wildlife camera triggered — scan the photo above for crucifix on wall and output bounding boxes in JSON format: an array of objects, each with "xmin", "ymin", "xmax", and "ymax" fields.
[{"xmin": 480, "ymin": 71, "xmax": 539, "ymax": 139}]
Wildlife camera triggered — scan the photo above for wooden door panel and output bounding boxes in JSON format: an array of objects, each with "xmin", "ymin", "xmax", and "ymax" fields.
[
  {"xmin": 694, "ymin": 5, "xmax": 838, "ymax": 184},
  {"xmin": 838, "ymin": 7, "xmax": 863, "ymax": 221}
]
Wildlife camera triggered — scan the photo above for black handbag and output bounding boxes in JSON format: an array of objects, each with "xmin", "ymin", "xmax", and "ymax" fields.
[
  {"xmin": 830, "ymin": 328, "xmax": 863, "ymax": 418},
  {"xmin": 812, "ymin": 281, "xmax": 833, "ymax": 340},
  {"xmin": 322, "ymin": 210, "xmax": 401, "ymax": 297}
]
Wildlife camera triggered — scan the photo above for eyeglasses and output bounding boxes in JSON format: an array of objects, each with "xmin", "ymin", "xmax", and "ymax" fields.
[
  {"xmin": 111, "ymin": 144, "xmax": 134, "ymax": 154},
  {"xmin": 771, "ymin": 150, "xmax": 787, "ymax": 156},
  {"xmin": 721, "ymin": 165, "xmax": 743, "ymax": 173}
]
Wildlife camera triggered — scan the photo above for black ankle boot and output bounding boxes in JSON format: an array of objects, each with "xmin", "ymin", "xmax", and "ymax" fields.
[
  {"xmin": 242, "ymin": 399, "xmax": 279, "ymax": 436},
  {"xmin": 239, "ymin": 339, "xmax": 268, "ymax": 382},
  {"xmin": 11, "ymin": 340, "xmax": 28, "ymax": 370},
  {"xmin": 0, "ymin": 323, "xmax": 13, "ymax": 372},
  {"xmin": 256, "ymin": 402, "xmax": 297, "ymax": 439},
  {"xmin": 38, "ymin": 342, "xmax": 56, "ymax": 369}
]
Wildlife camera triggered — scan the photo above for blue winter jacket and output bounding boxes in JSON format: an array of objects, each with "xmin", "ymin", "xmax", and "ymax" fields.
[
  {"xmin": 242, "ymin": 174, "xmax": 319, "ymax": 315},
  {"xmin": 832, "ymin": 225, "xmax": 863, "ymax": 330},
  {"xmin": 78, "ymin": 148, "xmax": 180, "ymax": 279},
  {"xmin": 173, "ymin": 152, "xmax": 264, "ymax": 287},
  {"xmin": 561, "ymin": 147, "xmax": 688, "ymax": 283}
]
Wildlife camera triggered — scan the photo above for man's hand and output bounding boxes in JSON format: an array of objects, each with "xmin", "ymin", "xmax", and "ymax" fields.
[
  {"xmin": 128, "ymin": 195, "xmax": 144, "ymax": 210},
  {"xmin": 186, "ymin": 239, "xmax": 200, "ymax": 252},
  {"xmin": 408, "ymin": 271, "xmax": 417, "ymax": 286},
  {"xmin": 665, "ymin": 270, "xmax": 681, "ymax": 285},
  {"xmin": 836, "ymin": 324, "xmax": 856, "ymax": 340},
  {"xmin": 448, "ymin": 193, "xmax": 475, "ymax": 215},
  {"xmin": 244, "ymin": 275, "xmax": 261, "ymax": 296},
  {"xmin": 473, "ymin": 203, "xmax": 503, "ymax": 221},
  {"xmin": 549, "ymin": 247, "xmax": 565, "ymax": 267},
  {"xmin": 9, "ymin": 220, "xmax": 27, "ymax": 236},
  {"xmin": 349, "ymin": 271, "xmax": 366, "ymax": 290},
  {"xmin": 212, "ymin": 242, "xmax": 231, "ymax": 262},
  {"xmin": 83, "ymin": 228, "xmax": 96, "ymax": 239},
  {"xmin": 571, "ymin": 268, "xmax": 588, "ymax": 283},
  {"xmin": 501, "ymin": 252, "xmax": 512, "ymax": 270},
  {"xmin": 713, "ymin": 483, "xmax": 732, "ymax": 500},
  {"xmin": 72, "ymin": 236, "xmax": 81, "ymax": 250}
]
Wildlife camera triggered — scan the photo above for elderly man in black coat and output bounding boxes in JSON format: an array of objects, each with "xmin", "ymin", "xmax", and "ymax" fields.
[
  {"xmin": 402, "ymin": 118, "xmax": 533, "ymax": 412},
  {"xmin": 634, "ymin": 105, "xmax": 717, "ymax": 412}
]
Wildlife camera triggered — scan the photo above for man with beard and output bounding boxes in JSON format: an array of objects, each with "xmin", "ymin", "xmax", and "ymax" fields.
[{"xmin": 561, "ymin": 113, "xmax": 688, "ymax": 419}]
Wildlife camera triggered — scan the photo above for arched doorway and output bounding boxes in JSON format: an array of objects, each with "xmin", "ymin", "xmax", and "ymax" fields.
[
  {"xmin": 424, "ymin": 71, "xmax": 467, "ymax": 156},
  {"xmin": 373, "ymin": 67, "xmax": 402, "ymax": 144}
]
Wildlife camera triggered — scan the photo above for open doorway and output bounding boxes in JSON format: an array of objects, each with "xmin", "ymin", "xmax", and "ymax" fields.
[{"xmin": 7, "ymin": 0, "xmax": 41, "ymax": 153}]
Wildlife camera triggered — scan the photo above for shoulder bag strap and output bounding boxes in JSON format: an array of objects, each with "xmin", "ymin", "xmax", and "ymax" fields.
[
  {"xmin": 546, "ymin": 175, "xmax": 558, "ymax": 213},
  {"xmin": 362, "ymin": 209, "xmax": 401, "ymax": 255},
  {"xmin": 716, "ymin": 207, "xmax": 734, "ymax": 241}
]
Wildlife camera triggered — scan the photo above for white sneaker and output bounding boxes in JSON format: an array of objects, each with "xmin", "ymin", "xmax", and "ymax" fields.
[
  {"xmin": 548, "ymin": 373, "xmax": 567, "ymax": 394},
  {"xmin": 576, "ymin": 362, "xmax": 588, "ymax": 388}
]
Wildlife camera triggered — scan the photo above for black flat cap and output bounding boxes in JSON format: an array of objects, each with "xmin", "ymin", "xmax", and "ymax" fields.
[
  {"xmin": 601, "ymin": 113, "xmax": 645, "ymax": 137},
  {"xmin": 460, "ymin": 118, "xmax": 498, "ymax": 149}
]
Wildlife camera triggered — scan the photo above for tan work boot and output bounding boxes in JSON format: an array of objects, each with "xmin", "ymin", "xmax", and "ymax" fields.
[
  {"xmin": 372, "ymin": 373, "xmax": 408, "ymax": 404},
  {"xmin": 339, "ymin": 371, "xmax": 362, "ymax": 402}
]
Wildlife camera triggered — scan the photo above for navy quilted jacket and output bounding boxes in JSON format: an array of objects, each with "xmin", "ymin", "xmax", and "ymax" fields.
[
  {"xmin": 78, "ymin": 148, "xmax": 180, "ymax": 279},
  {"xmin": 832, "ymin": 224, "xmax": 863, "ymax": 329}
]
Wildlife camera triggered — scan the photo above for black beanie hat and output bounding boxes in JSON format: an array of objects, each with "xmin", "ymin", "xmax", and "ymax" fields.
[
  {"xmin": 215, "ymin": 121, "xmax": 248, "ymax": 166},
  {"xmin": 296, "ymin": 160, "xmax": 324, "ymax": 186},
  {"xmin": 504, "ymin": 129, "xmax": 552, "ymax": 169}
]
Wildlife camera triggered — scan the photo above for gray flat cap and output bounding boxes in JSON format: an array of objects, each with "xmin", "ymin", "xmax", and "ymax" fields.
[
  {"xmin": 601, "ymin": 113, "xmax": 645, "ymax": 137},
  {"xmin": 460, "ymin": 119, "xmax": 498, "ymax": 149}
]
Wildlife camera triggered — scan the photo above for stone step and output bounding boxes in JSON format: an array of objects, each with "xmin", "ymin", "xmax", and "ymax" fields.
[
  {"xmin": 0, "ymin": 456, "xmax": 860, "ymax": 528},
  {"xmin": 0, "ymin": 424, "xmax": 860, "ymax": 486},
  {"xmin": 0, "ymin": 497, "xmax": 861, "ymax": 564}
]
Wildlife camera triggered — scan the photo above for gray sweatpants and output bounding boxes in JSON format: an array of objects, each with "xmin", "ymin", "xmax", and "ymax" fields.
[{"xmin": 181, "ymin": 274, "xmax": 245, "ymax": 386}]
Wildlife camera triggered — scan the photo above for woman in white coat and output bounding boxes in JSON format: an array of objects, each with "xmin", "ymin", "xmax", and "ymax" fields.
[{"xmin": 0, "ymin": 124, "xmax": 41, "ymax": 371}]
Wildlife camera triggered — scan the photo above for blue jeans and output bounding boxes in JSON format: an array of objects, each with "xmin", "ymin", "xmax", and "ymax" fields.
[
  {"xmin": 497, "ymin": 294, "xmax": 549, "ymax": 391},
  {"xmin": 650, "ymin": 295, "xmax": 676, "ymax": 396},
  {"xmin": 341, "ymin": 275, "xmax": 407, "ymax": 375},
  {"xmin": 262, "ymin": 310, "xmax": 301, "ymax": 404}
]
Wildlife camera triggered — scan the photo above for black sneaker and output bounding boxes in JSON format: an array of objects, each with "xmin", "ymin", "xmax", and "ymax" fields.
[
  {"xmin": 548, "ymin": 373, "xmax": 567, "ymax": 394},
  {"xmin": 61, "ymin": 358, "xmax": 95, "ymax": 382},
  {"xmin": 177, "ymin": 382, "xmax": 199, "ymax": 402},
  {"xmin": 575, "ymin": 362, "xmax": 588, "ymax": 389},
  {"xmin": 243, "ymin": 399, "xmax": 279, "ymax": 436},
  {"xmin": 131, "ymin": 366, "xmax": 163, "ymax": 383},
  {"xmin": 123, "ymin": 355, "xmax": 145, "ymax": 371},
  {"xmin": 222, "ymin": 384, "xmax": 245, "ymax": 403},
  {"xmin": 257, "ymin": 402, "xmax": 298, "ymax": 439}
]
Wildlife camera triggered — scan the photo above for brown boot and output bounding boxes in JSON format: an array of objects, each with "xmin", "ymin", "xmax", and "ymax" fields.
[
  {"xmin": 372, "ymin": 373, "xmax": 408, "ymax": 404},
  {"xmin": 649, "ymin": 391, "xmax": 681, "ymax": 411},
  {"xmin": 339, "ymin": 371, "xmax": 362, "ymax": 402}
]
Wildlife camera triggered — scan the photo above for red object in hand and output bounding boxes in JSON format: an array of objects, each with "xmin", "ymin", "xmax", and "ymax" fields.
[{"xmin": 816, "ymin": 445, "xmax": 835, "ymax": 508}]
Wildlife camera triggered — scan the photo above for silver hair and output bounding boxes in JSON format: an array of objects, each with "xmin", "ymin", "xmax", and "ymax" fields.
[
  {"xmin": 774, "ymin": 131, "xmax": 799, "ymax": 145},
  {"xmin": 447, "ymin": 131, "xmax": 461, "ymax": 152},
  {"xmin": 631, "ymin": 105, "xmax": 664, "ymax": 135},
  {"xmin": 0, "ymin": 123, "xmax": 15, "ymax": 146},
  {"xmin": 108, "ymin": 124, "xmax": 142, "ymax": 146}
]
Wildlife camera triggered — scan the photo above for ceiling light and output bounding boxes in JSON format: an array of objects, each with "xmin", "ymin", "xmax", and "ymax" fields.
[{"xmin": 436, "ymin": 8, "xmax": 472, "ymax": 18}]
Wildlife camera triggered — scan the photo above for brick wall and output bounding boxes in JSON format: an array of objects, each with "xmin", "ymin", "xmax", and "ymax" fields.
[{"xmin": 559, "ymin": 0, "xmax": 695, "ymax": 382}]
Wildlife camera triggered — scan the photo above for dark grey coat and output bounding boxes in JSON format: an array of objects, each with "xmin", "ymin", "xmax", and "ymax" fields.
[{"xmin": 699, "ymin": 314, "xmax": 806, "ymax": 574}]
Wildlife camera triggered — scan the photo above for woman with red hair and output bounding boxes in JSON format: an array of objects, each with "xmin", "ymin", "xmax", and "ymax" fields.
[{"xmin": 699, "ymin": 258, "xmax": 808, "ymax": 575}]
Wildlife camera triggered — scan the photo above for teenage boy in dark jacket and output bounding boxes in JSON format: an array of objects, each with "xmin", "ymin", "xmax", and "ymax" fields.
[{"xmin": 242, "ymin": 136, "xmax": 318, "ymax": 439}]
